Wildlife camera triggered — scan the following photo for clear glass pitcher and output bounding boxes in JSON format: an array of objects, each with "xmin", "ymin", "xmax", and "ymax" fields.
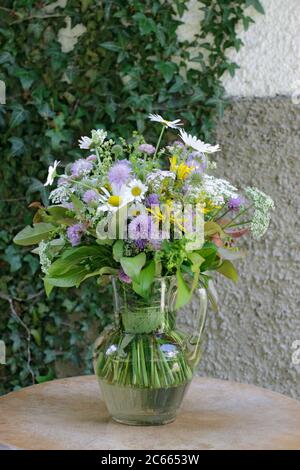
[{"xmin": 93, "ymin": 276, "xmax": 207, "ymax": 425}]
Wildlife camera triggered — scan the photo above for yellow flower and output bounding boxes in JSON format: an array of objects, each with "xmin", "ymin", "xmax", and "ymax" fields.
[{"xmin": 169, "ymin": 156, "xmax": 194, "ymax": 180}]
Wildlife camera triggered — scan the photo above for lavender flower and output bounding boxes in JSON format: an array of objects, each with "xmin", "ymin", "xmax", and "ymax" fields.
[
  {"xmin": 67, "ymin": 223, "xmax": 86, "ymax": 246},
  {"xmin": 83, "ymin": 189, "xmax": 100, "ymax": 204},
  {"xmin": 228, "ymin": 196, "xmax": 244, "ymax": 211},
  {"xmin": 108, "ymin": 161, "xmax": 131, "ymax": 187},
  {"xmin": 138, "ymin": 143, "xmax": 156, "ymax": 155},
  {"xmin": 118, "ymin": 269, "xmax": 132, "ymax": 284},
  {"xmin": 71, "ymin": 159, "xmax": 93, "ymax": 177},
  {"xmin": 145, "ymin": 193, "xmax": 160, "ymax": 207}
]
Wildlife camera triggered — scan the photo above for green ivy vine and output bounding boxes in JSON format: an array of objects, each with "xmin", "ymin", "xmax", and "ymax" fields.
[{"xmin": 0, "ymin": 0, "xmax": 263, "ymax": 394}]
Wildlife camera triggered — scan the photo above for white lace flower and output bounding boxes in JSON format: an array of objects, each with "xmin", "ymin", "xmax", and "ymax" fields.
[
  {"xmin": 78, "ymin": 129, "xmax": 107, "ymax": 149},
  {"xmin": 202, "ymin": 175, "xmax": 238, "ymax": 205},
  {"xmin": 44, "ymin": 160, "xmax": 60, "ymax": 186},
  {"xmin": 125, "ymin": 179, "xmax": 148, "ymax": 202},
  {"xmin": 180, "ymin": 129, "xmax": 220, "ymax": 154},
  {"xmin": 148, "ymin": 113, "xmax": 183, "ymax": 129},
  {"xmin": 91, "ymin": 129, "xmax": 107, "ymax": 146}
]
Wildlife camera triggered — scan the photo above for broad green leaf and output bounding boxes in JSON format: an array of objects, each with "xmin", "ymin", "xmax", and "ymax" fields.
[
  {"xmin": 70, "ymin": 194, "xmax": 85, "ymax": 213},
  {"xmin": 217, "ymin": 260, "xmax": 238, "ymax": 283},
  {"xmin": 13, "ymin": 223, "xmax": 55, "ymax": 246},
  {"xmin": 204, "ymin": 221, "xmax": 223, "ymax": 236},
  {"xmin": 82, "ymin": 266, "xmax": 118, "ymax": 281},
  {"xmin": 113, "ymin": 240, "xmax": 124, "ymax": 262},
  {"xmin": 132, "ymin": 260, "xmax": 155, "ymax": 298},
  {"xmin": 120, "ymin": 253, "xmax": 146, "ymax": 282},
  {"xmin": 175, "ymin": 269, "xmax": 191, "ymax": 310},
  {"xmin": 45, "ymin": 266, "xmax": 88, "ymax": 288}
]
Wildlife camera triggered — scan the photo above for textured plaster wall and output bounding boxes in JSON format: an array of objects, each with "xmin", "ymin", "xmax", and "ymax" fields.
[
  {"xmin": 178, "ymin": 0, "xmax": 300, "ymax": 97},
  {"xmin": 195, "ymin": 97, "xmax": 300, "ymax": 399}
]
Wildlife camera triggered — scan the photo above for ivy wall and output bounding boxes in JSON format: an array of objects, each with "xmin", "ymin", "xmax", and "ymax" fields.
[{"xmin": 0, "ymin": 0, "xmax": 262, "ymax": 394}]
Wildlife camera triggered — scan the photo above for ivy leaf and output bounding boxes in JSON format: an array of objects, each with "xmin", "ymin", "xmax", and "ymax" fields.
[
  {"xmin": 13, "ymin": 223, "xmax": 56, "ymax": 246},
  {"xmin": 246, "ymin": 0, "xmax": 265, "ymax": 14},
  {"xmin": 100, "ymin": 42, "xmax": 122, "ymax": 52},
  {"xmin": 154, "ymin": 62, "xmax": 177, "ymax": 83},
  {"xmin": 120, "ymin": 253, "xmax": 146, "ymax": 282},
  {"xmin": 9, "ymin": 104, "xmax": 28, "ymax": 129},
  {"xmin": 9, "ymin": 137, "xmax": 25, "ymax": 156}
]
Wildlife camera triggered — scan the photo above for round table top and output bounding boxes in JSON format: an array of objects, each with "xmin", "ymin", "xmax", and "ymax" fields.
[{"xmin": 1, "ymin": 375, "xmax": 300, "ymax": 450}]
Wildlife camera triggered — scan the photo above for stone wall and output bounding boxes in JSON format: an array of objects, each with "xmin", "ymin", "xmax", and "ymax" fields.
[{"xmin": 196, "ymin": 98, "xmax": 300, "ymax": 399}]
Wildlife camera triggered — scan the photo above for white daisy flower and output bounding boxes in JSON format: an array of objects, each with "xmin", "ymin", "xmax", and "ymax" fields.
[
  {"xmin": 125, "ymin": 179, "xmax": 148, "ymax": 202},
  {"xmin": 148, "ymin": 113, "xmax": 183, "ymax": 129},
  {"xmin": 97, "ymin": 185, "xmax": 131, "ymax": 213},
  {"xmin": 44, "ymin": 160, "xmax": 60, "ymax": 186},
  {"xmin": 128, "ymin": 202, "xmax": 147, "ymax": 218},
  {"xmin": 78, "ymin": 135, "xmax": 92, "ymax": 149},
  {"xmin": 180, "ymin": 129, "xmax": 220, "ymax": 154}
]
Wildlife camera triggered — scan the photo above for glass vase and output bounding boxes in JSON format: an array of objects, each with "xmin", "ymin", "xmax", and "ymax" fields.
[{"xmin": 93, "ymin": 276, "xmax": 207, "ymax": 425}]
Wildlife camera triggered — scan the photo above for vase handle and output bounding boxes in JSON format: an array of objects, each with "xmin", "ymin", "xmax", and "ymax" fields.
[{"xmin": 185, "ymin": 287, "xmax": 208, "ymax": 368}]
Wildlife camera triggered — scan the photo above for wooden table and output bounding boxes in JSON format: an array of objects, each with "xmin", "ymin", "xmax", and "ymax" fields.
[{"xmin": 1, "ymin": 375, "xmax": 300, "ymax": 450}]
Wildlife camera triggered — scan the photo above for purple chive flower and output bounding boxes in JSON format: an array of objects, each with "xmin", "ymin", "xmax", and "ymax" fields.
[
  {"xmin": 145, "ymin": 193, "xmax": 160, "ymax": 207},
  {"xmin": 138, "ymin": 143, "xmax": 156, "ymax": 155},
  {"xmin": 135, "ymin": 239, "xmax": 148, "ymax": 250},
  {"xmin": 67, "ymin": 223, "xmax": 86, "ymax": 246},
  {"xmin": 128, "ymin": 214, "xmax": 151, "ymax": 240},
  {"xmin": 108, "ymin": 160, "xmax": 131, "ymax": 187},
  {"xmin": 71, "ymin": 159, "xmax": 93, "ymax": 177},
  {"xmin": 228, "ymin": 196, "xmax": 244, "ymax": 211},
  {"xmin": 86, "ymin": 154, "xmax": 97, "ymax": 162},
  {"xmin": 187, "ymin": 152, "xmax": 207, "ymax": 173},
  {"xmin": 118, "ymin": 269, "xmax": 132, "ymax": 284},
  {"xmin": 83, "ymin": 189, "xmax": 99, "ymax": 204}
]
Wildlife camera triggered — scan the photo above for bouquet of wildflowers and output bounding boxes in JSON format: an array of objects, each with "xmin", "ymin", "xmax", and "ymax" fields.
[{"xmin": 14, "ymin": 114, "xmax": 274, "ymax": 309}]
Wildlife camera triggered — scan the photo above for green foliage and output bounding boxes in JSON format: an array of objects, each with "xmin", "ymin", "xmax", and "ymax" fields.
[{"xmin": 0, "ymin": 0, "xmax": 261, "ymax": 394}]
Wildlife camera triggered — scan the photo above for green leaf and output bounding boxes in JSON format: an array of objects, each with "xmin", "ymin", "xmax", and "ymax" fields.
[
  {"xmin": 70, "ymin": 193, "xmax": 85, "ymax": 213},
  {"xmin": 175, "ymin": 270, "xmax": 191, "ymax": 310},
  {"xmin": 9, "ymin": 104, "xmax": 28, "ymax": 129},
  {"xmin": 9, "ymin": 137, "xmax": 25, "ymax": 156},
  {"xmin": 100, "ymin": 42, "xmax": 122, "ymax": 52},
  {"xmin": 13, "ymin": 223, "xmax": 56, "ymax": 246},
  {"xmin": 113, "ymin": 240, "xmax": 124, "ymax": 262},
  {"xmin": 217, "ymin": 260, "xmax": 239, "ymax": 283},
  {"xmin": 246, "ymin": 0, "xmax": 265, "ymax": 14},
  {"xmin": 132, "ymin": 260, "xmax": 155, "ymax": 298},
  {"xmin": 120, "ymin": 253, "xmax": 146, "ymax": 282},
  {"xmin": 154, "ymin": 62, "xmax": 177, "ymax": 83}
]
